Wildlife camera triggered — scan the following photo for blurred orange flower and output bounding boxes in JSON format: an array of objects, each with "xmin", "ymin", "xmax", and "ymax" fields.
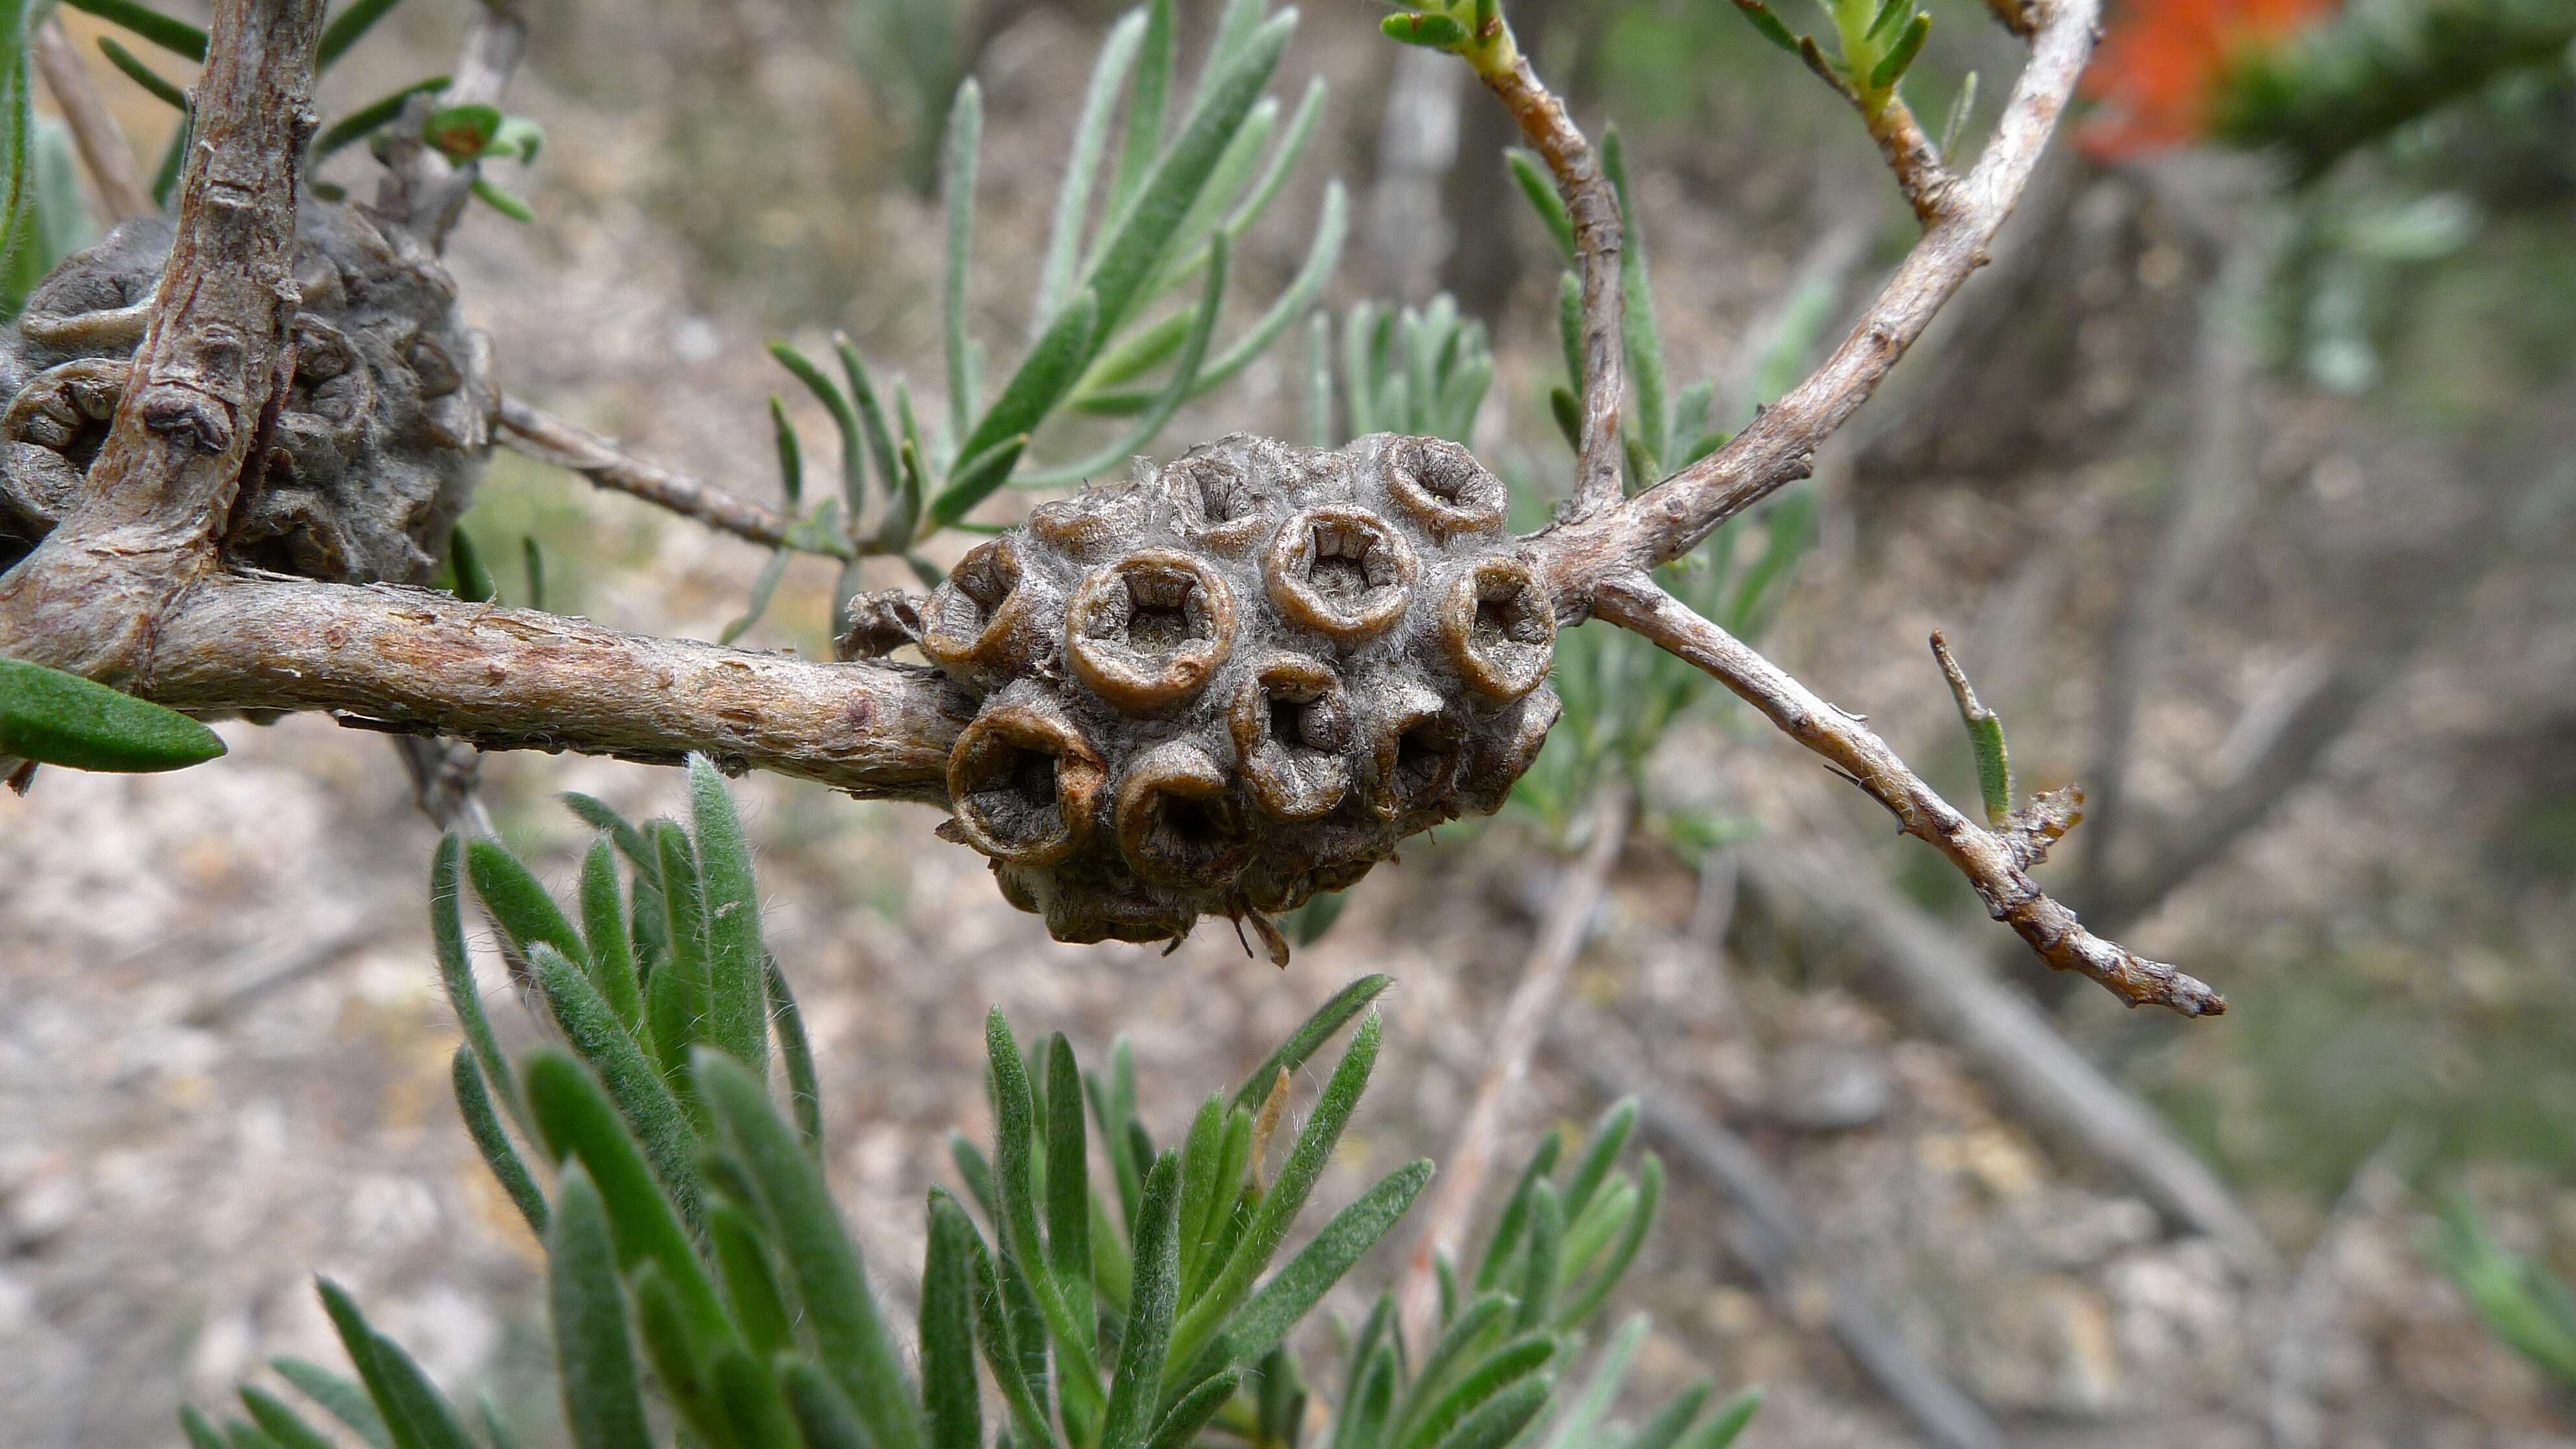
[{"xmin": 2078, "ymin": 0, "xmax": 2342, "ymax": 156}]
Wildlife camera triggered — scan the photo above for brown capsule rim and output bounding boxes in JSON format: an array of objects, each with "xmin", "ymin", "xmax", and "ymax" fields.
[
  {"xmin": 944, "ymin": 696, "xmax": 1106, "ymax": 867},
  {"xmin": 1437, "ymin": 556, "xmax": 1557, "ymax": 701},
  {"xmin": 1381, "ymin": 436, "xmax": 1506, "ymax": 536},
  {"xmin": 1228, "ymin": 652, "xmax": 1354, "ymax": 820},
  {"xmin": 1113, "ymin": 739, "xmax": 1256, "ymax": 889},
  {"xmin": 1064, "ymin": 549, "xmax": 1239, "ymax": 710},
  {"xmin": 1263, "ymin": 504, "xmax": 1420, "ymax": 643},
  {"xmin": 920, "ymin": 535, "xmax": 1035, "ymax": 678}
]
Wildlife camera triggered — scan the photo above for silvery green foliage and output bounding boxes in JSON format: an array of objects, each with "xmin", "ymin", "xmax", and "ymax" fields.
[{"xmin": 186, "ymin": 765, "xmax": 1755, "ymax": 1449}]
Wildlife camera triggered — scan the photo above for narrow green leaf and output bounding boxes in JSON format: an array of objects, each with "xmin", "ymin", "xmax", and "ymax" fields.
[
  {"xmin": 1343, "ymin": 301, "xmax": 1380, "ymax": 438},
  {"xmin": 452, "ymin": 1048, "xmax": 547, "ymax": 1237},
  {"xmin": 429, "ymin": 836, "xmax": 528, "ymax": 1135},
  {"xmin": 1224, "ymin": 75, "xmax": 1326, "ymax": 238},
  {"xmin": 1100, "ymin": 1152, "xmax": 1185, "ymax": 1449},
  {"xmin": 928, "ymin": 427, "xmax": 1032, "ymax": 528},
  {"xmin": 469, "ymin": 175, "xmax": 534, "ymax": 223},
  {"xmin": 0, "ymin": 658, "xmax": 225, "ymax": 773},
  {"xmin": 1537, "ymin": 1314, "xmax": 1649, "ymax": 1449},
  {"xmin": 1173, "ymin": 1093, "xmax": 1227, "ymax": 1292},
  {"xmin": 1208, "ymin": 1159, "xmax": 1432, "ymax": 1369},
  {"xmin": 985, "ymin": 1011, "xmax": 1111, "ymax": 1421},
  {"xmin": 709, "ymin": 1200, "xmax": 794, "ymax": 1359},
  {"xmin": 647, "ymin": 821, "xmax": 711, "ymax": 1108},
  {"xmin": 1022, "ymin": 232, "xmax": 1228, "ymax": 486},
  {"xmin": 465, "ymin": 839, "xmax": 586, "ymax": 969},
  {"xmin": 1038, "ymin": 7, "xmax": 1146, "ymax": 332},
  {"xmin": 475, "ymin": 1398, "xmax": 519, "ymax": 1449},
  {"xmin": 576, "ymin": 837, "xmax": 643, "ymax": 1037},
  {"xmin": 1729, "ymin": 0, "xmax": 1802, "ymax": 54},
  {"xmin": 1620, "ymin": 1381, "xmax": 1713, "ymax": 1449},
  {"xmin": 238, "ymin": 1388, "xmax": 338, "ymax": 1449},
  {"xmin": 269, "ymin": 1357, "xmax": 391, "ymax": 1449},
  {"xmin": 1394, "ymin": 1293, "xmax": 1511, "ymax": 1445},
  {"xmin": 1304, "ymin": 308, "xmax": 1335, "ymax": 446},
  {"xmin": 180, "ymin": 1407, "xmax": 229, "ymax": 1449},
  {"xmin": 1331, "ymin": 1346, "xmax": 1396, "ymax": 1449},
  {"xmin": 526, "ymin": 951, "xmax": 707, "ymax": 1229},
  {"xmin": 945, "ymin": 1191, "xmax": 1056, "ymax": 1449},
  {"xmin": 699, "ymin": 1049, "xmax": 928, "ymax": 1449},
  {"xmin": 762, "ymin": 955, "xmax": 824, "ymax": 1153},
  {"xmin": 1081, "ymin": 12, "xmax": 1290, "ymax": 350},
  {"xmin": 1169, "ymin": 1011, "xmax": 1383, "ymax": 1380},
  {"xmin": 59, "ymin": 0, "xmax": 204, "ymax": 59},
  {"xmin": 518, "ymin": 538, "xmax": 547, "ymax": 614},
  {"xmin": 1147, "ymin": 1367, "xmax": 1243, "ymax": 1449},
  {"xmin": 1602, "ymin": 127, "xmax": 1665, "ymax": 475},
  {"xmin": 628, "ymin": 1265, "xmax": 730, "ymax": 1444},
  {"xmin": 1474, "ymin": 1133, "xmax": 1563, "ymax": 1291},
  {"xmin": 1866, "ymin": 0, "xmax": 1909, "ymax": 41},
  {"xmin": 1108, "ymin": 0, "xmax": 1176, "ymax": 229},
  {"xmin": 317, "ymin": 0, "xmax": 405, "ymax": 69},
  {"xmin": 1045, "ymin": 1033, "xmax": 1096, "ymax": 1349},
  {"xmin": 686, "ymin": 754, "xmax": 767, "ymax": 1076},
  {"xmin": 1559, "ymin": 1097, "xmax": 1638, "ymax": 1224},
  {"xmin": 943, "ymin": 79, "xmax": 984, "ymax": 446},
  {"xmin": 523, "ymin": 1047, "xmax": 725, "ymax": 1338},
  {"xmin": 1405, "ymin": 1337, "xmax": 1554, "ymax": 1449},
  {"xmin": 1868, "ymin": 13, "xmax": 1930, "ymax": 91},
  {"xmin": 778, "ymin": 1359, "xmax": 876, "ymax": 1449},
  {"xmin": 921, "ymin": 1190, "xmax": 985, "ymax": 1449},
  {"xmin": 1229, "ymin": 974, "xmax": 1393, "ymax": 1115},
  {"xmin": 941, "ymin": 283, "xmax": 1093, "ymax": 510},
  {"xmin": 770, "ymin": 341, "xmax": 867, "ymax": 514},
  {"xmin": 359, "ymin": 1329, "xmax": 477, "ymax": 1449},
  {"xmin": 95, "ymin": 35, "xmax": 186, "ymax": 107},
  {"xmin": 1144, "ymin": 94, "xmax": 1272, "ymax": 301},
  {"xmin": 1505, "ymin": 150, "xmax": 1576, "ymax": 264},
  {"xmin": 1513, "ymin": 1181, "xmax": 1563, "ymax": 1332},
  {"xmin": 1940, "ymin": 70, "xmax": 1979, "ymax": 158},
  {"xmin": 1677, "ymin": 1388, "xmax": 1763, "ymax": 1448},
  {"xmin": 706, "ymin": 1348, "xmax": 800, "ymax": 1448},
  {"xmin": 1559, "ymin": 1156, "xmax": 1659, "ymax": 1328},
  {"xmin": 1195, "ymin": 0, "xmax": 1266, "ymax": 106},
  {"xmin": 1382, "ymin": 12, "xmax": 1469, "ymax": 47},
  {"xmin": 546, "ymin": 1165, "xmax": 650, "ymax": 1449}
]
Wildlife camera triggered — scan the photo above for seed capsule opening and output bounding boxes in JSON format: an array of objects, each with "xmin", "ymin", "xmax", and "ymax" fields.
[
  {"xmin": 946, "ymin": 696, "xmax": 1106, "ymax": 866},
  {"xmin": 1439, "ymin": 557, "xmax": 1555, "ymax": 700},
  {"xmin": 1115, "ymin": 739, "xmax": 1255, "ymax": 889},
  {"xmin": 1383, "ymin": 437, "xmax": 1506, "ymax": 536},
  {"xmin": 1366, "ymin": 682, "xmax": 1465, "ymax": 819},
  {"xmin": 1030, "ymin": 477, "xmax": 1156, "ymax": 560},
  {"xmin": 1229, "ymin": 654, "xmax": 1353, "ymax": 819},
  {"xmin": 1065, "ymin": 550, "xmax": 1237, "ymax": 709},
  {"xmin": 1167, "ymin": 454, "xmax": 1276, "ymax": 556},
  {"xmin": 1265, "ymin": 505, "xmax": 1418, "ymax": 643},
  {"xmin": 921, "ymin": 536, "xmax": 1036, "ymax": 683}
]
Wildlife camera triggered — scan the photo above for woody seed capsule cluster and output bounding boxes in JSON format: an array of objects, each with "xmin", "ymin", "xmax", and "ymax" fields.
[
  {"xmin": 0, "ymin": 201, "xmax": 493, "ymax": 582},
  {"xmin": 924, "ymin": 432, "xmax": 1561, "ymax": 950}
]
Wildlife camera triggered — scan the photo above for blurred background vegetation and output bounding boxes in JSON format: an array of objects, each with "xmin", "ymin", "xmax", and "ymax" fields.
[{"xmin": 3, "ymin": 0, "xmax": 2573, "ymax": 1443}]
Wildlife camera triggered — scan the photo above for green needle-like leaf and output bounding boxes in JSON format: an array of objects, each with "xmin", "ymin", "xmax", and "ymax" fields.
[
  {"xmin": 1169, "ymin": 1011, "xmax": 1383, "ymax": 1379},
  {"xmin": 1558, "ymin": 1097, "xmax": 1638, "ymax": 1224},
  {"xmin": 59, "ymin": 0, "xmax": 204, "ymax": 58},
  {"xmin": 944, "ymin": 79, "xmax": 984, "ymax": 446},
  {"xmin": 646, "ymin": 820, "xmax": 710, "ymax": 1108},
  {"xmin": 452, "ymin": 1048, "xmax": 547, "ymax": 1237},
  {"xmin": 1513, "ymin": 1181, "xmax": 1563, "ymax": 1331},
  {"xmin": 1601, "ymin": 127, "xmax": 1666, "ymax": 476},
  {"xmin": 1037, "ymin": 7, "xmax": 1146, "ymax": 332},
  {"xmin": 95, "ymin": 35, "xmax": 186, "ymax": 108},
  {"xmin": 1045, "ymin": 1034, "xmax": 1096, "ymax": 1348},
  {"xmin": 546, "ymin": 1165, "xmax": 650, "ymax": 1449},
  {"xmin": 179, "ymin": 1407, "xmax": 229, "ymax": 1449},
  {"xmin": 934, "ymin": 286, "xmax": 1092, "ymax": 523},
  {"xmin": 364, "ymin": 1328, "xmax": 477, "ymax": 1449},
  {"xmin": 316, "ymin": 0, "xmax": 404, "ymax": 69},
  {"xmin": 1474, "ymin": 1133, "xmax": 1561, "ymax": 1291},
  {"xmin": 764, "ymin": 955, "xmax": 824, "ymax": 1152},
  {"xmin": 1868, "ymin": 12, "xmax": 1929, "ymax": 91},
  {"xmin": 1100, "ymin": 1151, "xmax": 1185, "ymax": 1449},
  {"xmin": 778, "ymin": 1359, "xmax": 877, "ymax": 1449},
  {"xmin": 1174, "ymin": 1093, "xmax": 1226, "ymax": 1291},
  {"xmin": 465, "ymin": 839, "xmax": 586, "ymax": 968},
  {"xmin": 1148, "ymin": 1366, "xmax": 1243, "ymax": 1449},
  {"xmin": 985, "ymin": 1011, "xmax": 1110, "ymax": 1422},
  {"xmin": 237, "ymin": 1388, "xmax": 337, "ymax": 1449},
  {"xmin": 523, "ymin": 1046, "xmax": 724, "ymax": 1335},
  {"xmin": 1505, "ymin": 150, "xmax": 1576, "ymax": 264},
  {"xmin": 1677, "ymin": 1388, "xmax": 1764, "ymax": 1448},
  {"xmin": 1108, "ymin": 0, "xmax": 1175, "ymax": 227},
  {"xmin": 429, "ymin": 836, "xmax": 528, "ymax": 1135},
  {"xmin": 526, "ymin": 949, "xmax": 706, "ymax": 1228},
  {"xmin": 920, "ymin": 1189, "xmax": 985, "ymax": 1449},
  {"xmin": 1229, "ymin": 974, "xmax": 1393, "ymax": 1115},
  {"xmin": 576, "ymin": 838, "xmax": 643, "ymax": 1037},
  {"xmin": 686, "ymin": 755, "xmax": 768, "ymax": 1076},
  {"xmin": 943, "ymin": 1191, "xmax": 1056, "ymax": 1448},
  {"xmin": 1558, "ymin": 1154, "xmax": 1661, "ymax": 1330},
  {"xmin": 1405, "ymin": 1337, "xmax": 1554, "ymax": 1449},
  {"xmin": 699, "ymin": 1049, "xmax": 928, "ymax": 1449},
  {"xmin": 628, "ymin": 1265, "xmax": 730, "ymax": 1444},
  {"xmin": 1333, "ymin": 1346, "xmax": 1397, "ymax": 1449},
  {"xmin": 1304, "ymin": 308, "xmax": 1334, "ymax": 445},
  {"xmin": 316, "ymin": 1281, "xmax": 428, "ymax": 1449},
  {"xmin": 1537, "ymin": 1314, "xmax": 1648, "ymax": 1449},
  {"xmin": 1205, "ymin": 1159, "xmax": 1433, "ymax": 1370},
  {"xmin": 270, "ymin": 1357, "xmax": 392, "ymax": 1449},
  {"xmin": 708, "ymin": 1201, "xmax": 793, "ymax": 1360},
  {"xmin": 1024, "ymin": 232, "xmax": 1227, "ymax": 485},
  {"xmin": 770, "ymin": 341, "xmax": 868, "ymax": 514},
  {"xmin": 0, "ymin": 658, "xmax": 225, "ymax": 773}
]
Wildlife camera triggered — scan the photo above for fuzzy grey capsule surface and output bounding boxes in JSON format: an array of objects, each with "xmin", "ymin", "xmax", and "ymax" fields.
[
  {"xmin": 923, "ymin": 432, "xmax": 1561, "ymax": 950},
  {"xmin": 0, "ymin": 200, "xmax": 493, "ymax": 583}
]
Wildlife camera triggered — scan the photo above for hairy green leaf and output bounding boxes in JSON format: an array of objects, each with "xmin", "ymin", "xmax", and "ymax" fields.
[
  {"xmin": 452, "ymin": 1048, "xmax": 548, "ymax": 1237},
  {"xmin": 527, "ymin": 949, "xmax": 707, "ymax": 1228},
  {"xmin": 546, "ymin": 1165, "xmax": 650, "ymax": 1449},
  {"xmin": 523, "ymin": 1046, "xmax": 724, "ymax": 1337},
  {"xmin": 0, "ymin": 658, "xmax": 225, "ymax": 773}
]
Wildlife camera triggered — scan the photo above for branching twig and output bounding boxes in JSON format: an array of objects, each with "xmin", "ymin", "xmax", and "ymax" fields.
[
  {"xmin": 1791, "ymin": 36, "xmax": 1953, "ymax": 225},
  {"xmin": 1456, "ymin": 19, "xmax": 1625, "ymax": 516},
  {"xmin": 1396, "ymin": 781, "xmax": 1631, "ymax": 1341},
  {"xmin": 1591, "ymin": 572, "xmax": 2224, "ymax": 1017},
  {"xmin": 497, "ymin": 394, "xmax": 808, "ymax": 552},
  {"xmin": 369, "ymin": 0, "xmax": 526, "ymax": 247},
  {"xmin": 32, "ymin": 18, "xmax": 153, "ymax": 221},
  {"xmin": 1530, "ymin": 0, "xmax": 2105, "ymax": 599}
]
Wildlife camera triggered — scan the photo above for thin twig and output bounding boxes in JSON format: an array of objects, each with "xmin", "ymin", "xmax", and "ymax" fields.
[
  {"xmin": 1591, "ymin": 571, "xmax": 2225, "ymax": 1017},
  {"xmin": 31, "ymin": 18, "xmax": 154, "ymax": 221},
  {"xmin": 369, "ymin": 0, "xmax": 526, "ymax": 247},
  {"xmin": 1395, "ymin": 782, "xmax": 1631, "ymax": 1342},
  {"xmin": 1530, "ymin": 0, "xmax": 2105, "ymax": 599},
  {"xmin": 497, "ymin": 394, "xmax": 807, "ymax": 552},
  {"xmin": 1463, "ymin": 21, "xmax": 1624, "ymax": 517}
]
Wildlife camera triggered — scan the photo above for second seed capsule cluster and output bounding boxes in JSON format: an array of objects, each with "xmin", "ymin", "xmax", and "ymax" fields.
[{"xmin": 924, "ymin": 432, "xmax": 1561, "ymax": 949}]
